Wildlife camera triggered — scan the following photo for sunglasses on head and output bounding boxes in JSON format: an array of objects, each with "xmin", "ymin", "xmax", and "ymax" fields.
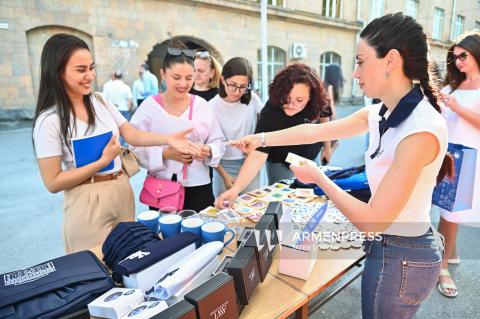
[
  {"xmin": 451, "ymin": 52, "xmax": 468, "ymax": 63},
  {"xmin": 166, "ymin": 47, "xmax": 196, "ymax": 59},
  {"xmin": 195, "ymin": 51, "xmax": 211, "ymax": 59}
]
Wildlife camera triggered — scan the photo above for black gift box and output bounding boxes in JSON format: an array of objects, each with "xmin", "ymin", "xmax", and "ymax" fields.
[
  {"xmin": 244, "ymin": 230, "xmax": 273, "ymax": 282},
  {"xmin": 255, "ymin": 214, "xmax": 278, "ymax": 246},
  {"xmin": 226, "ymin": 246, "xmax": 260, "ymax": 306},
  {"xmin": 151, "ymin": 300, "xmax": 196, "ymax": 319},
  {"xmin": 236, "ymin": 227, "xmax": 254, "ymax": 247},
  {"xmin": 264, "ymin": 201, "xmax": 283, "ymax": 229},
  {"xmin": 184, "ymin": 272, "xmax": 238, "ymax": 319},
  {"xmin": 212, "ymin": 256, "xmax": 233, "ymax": 276}
]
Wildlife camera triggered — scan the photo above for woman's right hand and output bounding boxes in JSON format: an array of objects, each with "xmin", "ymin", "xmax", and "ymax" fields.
[
  {"xmin": 163, "ymin": 147, "xmax": 194, "ymax": 164},
  {"xmin": 100, "ymin": 135, "xmax": 121, "ymax": 167},
  {"xmin": 166, "ymin": 128, "xmax": 202, "ymax": 156},
  {"xmin": 227, "ymin": 134, "xmax": 262, "ymax": 154},
  {"xmin": 223, "ymin": 173, "xmax": 235, "ymax": 190},
  {"xmin": 214, "ymin": 188, "xmax": 239, "ymax": 209}
]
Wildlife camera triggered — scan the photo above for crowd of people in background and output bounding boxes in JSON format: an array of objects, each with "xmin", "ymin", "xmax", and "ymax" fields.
[{"xmin": 32, "ymin": 11, "xmax": 480, "ymax": 319}]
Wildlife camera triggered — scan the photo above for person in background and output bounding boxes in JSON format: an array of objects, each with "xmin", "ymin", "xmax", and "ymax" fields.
[
  {"xmin": 436, "ymin": 31, "xmax": 480, "ymax": 298},
  {"xmin": 132, "ymin": 71, "xmax": 145, "ymax": 111},
  {"xmin": 32, "ymin": 34, "xmax": 201, "ymax": 253},
  {"xmin": 321, "ymin": 64, "xmax": 345, "ymax": 164},
  {"xmin": 215, "ymin": 63, "xmax": 331, "ymax": 204},
  {"xmin": 140, "ymin": 63, "xmax": 159, "ymax": 98},
  {"xmin": 210, "ymin": 57, "xmax": 263, "ymax": 196},
  {"xmin": 130, "ymin": 41, "xmax": 225, "ymax": 212},
  {"xmin": 103, "ymin": 70, "xmax": 133, "ymax": 121},
  {"xmin": 190, "ymin": 51, "xmax": 221, "ymax": 102},
  {"xmin": 225, "ymin": 13, "xmax": 454, "ymax": 318}
]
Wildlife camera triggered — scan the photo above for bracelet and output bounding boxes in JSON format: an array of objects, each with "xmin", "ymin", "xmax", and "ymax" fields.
[{"xmin": 260, "ymin": 132, "xmax": 266, "ymax": 148}]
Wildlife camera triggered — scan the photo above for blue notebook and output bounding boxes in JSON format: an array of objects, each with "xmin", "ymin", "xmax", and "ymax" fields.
[{"xmin": 72, "ymin": 131, "xmax": 114, "ymax": 172}]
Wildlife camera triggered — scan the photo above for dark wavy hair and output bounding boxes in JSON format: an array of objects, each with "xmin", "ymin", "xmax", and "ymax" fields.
[
  {"xmin": 218, "ymin": 57, "xmax": 253, "ymax": 105},
  {"xmin": 32, "ymin": 33, "xmax": 96, "ymax": 154},
  {"xmin": 268, "ymin": 64, "xmax": 330, "ymax": 121},
  {"xmin": 361, "ymin": 12, "xmax": 453, "ymax": 183},
  {"xmin": 162, "ymin": 40, "xmax": 194, "ymax": 71},
  {"xmin": 445, "ymin": 31, "xmax": 480, "ymax": 92}
]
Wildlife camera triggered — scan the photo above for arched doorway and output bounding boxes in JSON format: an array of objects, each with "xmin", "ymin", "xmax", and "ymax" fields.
[
  {"xmin": 147, "ymin": 36, "xmax": 223, "ymax": 82},
  {"xmin": 26, "ymin": 26, "xmax": 95, "ymax": 98}
]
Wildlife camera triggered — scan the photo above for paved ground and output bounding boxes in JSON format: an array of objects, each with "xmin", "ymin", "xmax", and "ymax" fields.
[{"xmin": 0, "ymin": 105, "xmax": 478, "ymax": 318}]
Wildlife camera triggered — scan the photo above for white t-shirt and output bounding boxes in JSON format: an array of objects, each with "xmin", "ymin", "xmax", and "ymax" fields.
[
  {"xmin": 209, "ymin": 93, "xmax": 263, "ymax": 160},
  {"xmin": 365, "ymin": 98, "xmax": 448, "ymax": 236},
  {"xmin": 103, "ymin": 80, "xmax": 133, "ymax": 111},
  {"xmin": 33, "ymin": 94, "xmax": 127, "ymax": 174}
]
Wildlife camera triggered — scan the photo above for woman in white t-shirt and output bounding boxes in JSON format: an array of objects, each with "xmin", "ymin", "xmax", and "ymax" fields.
[
  {"xmin": 32, "ymin": 34, "xmax": 201, "ymax": 253},
  {"xmin": 210, "ymin": 57, "xmax": 263, "ymax": 196},
  {"xmin": 436, "ymin": 31, "xmax": 480, "ymax": 298},
  {"xmin": 225, "ymin": 14, "xmax": 454, "ymax": 318}
]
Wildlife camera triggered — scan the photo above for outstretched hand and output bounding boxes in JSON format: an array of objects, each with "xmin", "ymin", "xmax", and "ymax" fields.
[
  {"xmin": 289, "ymin": 161, "xmax": 322, "ymax": 185},
  {"xmin": 226, "ymin": 134, "xmax": 262, "ymax": 154},
  {"xmin": 167, "ymin": 128, "xmax": 202, "ymax": 156}
]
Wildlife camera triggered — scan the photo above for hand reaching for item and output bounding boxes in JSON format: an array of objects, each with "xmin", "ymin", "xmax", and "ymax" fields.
[
  {"xmin": 166, "ymin": 128, "xmax": 202, "ymax": 156},
  {"xmin": 214, "ymin": 188, "xmax": 239, "ymax": 209},
  {"xmin": 226, "ymin": 134, "xmax": 262, "ymax": 154},
  {"xmin": 289, "ymin": 161, "xmax": 322, "ymax": 185}
]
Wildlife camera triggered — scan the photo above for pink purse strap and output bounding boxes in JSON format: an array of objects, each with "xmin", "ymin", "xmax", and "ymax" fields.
[{"xmin": 153, "ymin": 94, "xmax": 195, "ymax": 182}]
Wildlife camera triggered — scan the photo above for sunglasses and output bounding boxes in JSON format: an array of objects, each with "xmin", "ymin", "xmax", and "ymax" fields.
[
  {"xmin": 195, "ymin": 51, "xmax": 211, "ymax": 59},
  {"xmin": 451, "ymin": 52, "xmax": 468, "ymax": 63},
  {"xmin": 167, "ymin": 47, "xmax": 196, "ymax": 59}
]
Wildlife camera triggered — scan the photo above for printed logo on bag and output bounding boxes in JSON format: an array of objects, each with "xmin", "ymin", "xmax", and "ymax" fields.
[
  {"xmin": 249, "ymin": 268, "xmax": 256, "ymax": 283},
  {"xmin": 125, "ymin": 250, "xmax": 150, "ymax": 260},
  {"xmin": 3, "ymin": 262, "xmax": 56, "ymax": 286},
  {"xmin": 210, "ymin": 301, "xmax": 228, "ymax": 319}
]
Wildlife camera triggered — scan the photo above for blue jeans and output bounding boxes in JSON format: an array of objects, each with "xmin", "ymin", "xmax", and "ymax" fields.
[{"xmin": 361, "ymin": 228, "xmax": 442, "ymax": 319}]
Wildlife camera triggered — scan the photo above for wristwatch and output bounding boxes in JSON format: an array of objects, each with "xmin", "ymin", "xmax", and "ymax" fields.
[{"xmin": 260, "ymin": 132, "xmax": 266, "ymax": 148}]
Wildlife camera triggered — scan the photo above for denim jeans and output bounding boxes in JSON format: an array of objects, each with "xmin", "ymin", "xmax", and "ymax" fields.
[{"xmin": 361, "ymin": 228, "xmax": 442, "ymax": 319}]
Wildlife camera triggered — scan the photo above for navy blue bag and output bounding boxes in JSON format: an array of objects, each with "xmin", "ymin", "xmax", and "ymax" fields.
[{"xmin": 0, "ymin": 251, "xmax": 113, "ymax": 319}]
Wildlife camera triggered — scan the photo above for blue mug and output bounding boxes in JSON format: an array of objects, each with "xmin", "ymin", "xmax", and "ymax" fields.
[
  {"xmin": 181, "ymin": 217, "xmax": 205, "ymax": 237},
  {"xmin": 159, "ymin": 214, "xmax": 182, "ymax": 239},
  {"xmin": 137, "ymin": 210, "xmax": 160, "ymax": 232},
  {"xmin": 201, "ymin": 221, "xmax": 235, "ymax": 247}
]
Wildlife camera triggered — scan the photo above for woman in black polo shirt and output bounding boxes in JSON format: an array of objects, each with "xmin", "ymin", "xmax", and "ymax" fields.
[{"xmin": 215, "ymin": 63, "xmax": 331, "ymax": 204}]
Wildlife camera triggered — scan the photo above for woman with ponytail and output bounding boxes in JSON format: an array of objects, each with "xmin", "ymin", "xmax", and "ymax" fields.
[
  {"xmin": 436, "ymin": 31, "xmax": 480, "ymax": 298},
  {"xmin": 223, "ymin": 13, "xmax": 453, "ymax": 318}
]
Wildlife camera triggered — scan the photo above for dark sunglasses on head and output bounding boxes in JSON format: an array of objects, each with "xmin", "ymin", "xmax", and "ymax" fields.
[
  {"xmin": 451, "ymin": 52, "xmax": 468, "ymax": 63},
  {"xmin": 167, "ymin": 47, "xmax": 196, "ymax": 58}
]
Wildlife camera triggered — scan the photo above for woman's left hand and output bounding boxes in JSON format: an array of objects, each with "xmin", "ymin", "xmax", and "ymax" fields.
[
  {"xmin": 289, "ymin": 162, "xmax": 322, "ymax": 185},
  {"xmin": 166, "ymin": 128, "xmax": 202, "ymax": 156},
  {"xmin": 193, "ymin": 145, "xmax": 211, "ymax": 161},
  {"xmin": 440, "ymin": 93, "xmax": 461, "ymax": 113}
]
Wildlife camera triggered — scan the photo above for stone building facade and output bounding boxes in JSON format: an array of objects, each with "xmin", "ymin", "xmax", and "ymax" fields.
[{"xmin": 0, "ymin": 0, "xmax": 478, "ymax": 120}]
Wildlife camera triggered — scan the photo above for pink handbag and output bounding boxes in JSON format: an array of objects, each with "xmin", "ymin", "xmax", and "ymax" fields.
[{"xmin": 139, "ymin": 94, "xmax": 195, "ymax": 210}]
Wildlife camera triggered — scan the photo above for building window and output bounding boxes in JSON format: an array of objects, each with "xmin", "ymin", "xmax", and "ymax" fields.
[
  {"xmin": 432, "ymin": 8, "xmax": 445, "ymax": 40},
  {"xmin": 370, "ymin": 0, "xmax": 385, "ymax": 21},
  {"xmin": 319, "ymin": 52, "xmax": 341, "ymax": 80},
  {"xmin": 453, "ymin": 15, "xmax": 465, "ymax": 40},
  {"xmin": 257, "ymin": 46, "xmax": 286, "ymax": 96},
  {"xmin": 475, "ymin": 21, "xmax": 480, "ymax": 31},
  {"xmin": 257, "ymin": 0, "xmax": 286, "ymax": 7},
  {"xmin": 406, "ymin": 0, "xmax": 419, "ymax": 19},
  {"xmin": 322, "ymin": 0, "xmax": 342, "ymax": 18}
]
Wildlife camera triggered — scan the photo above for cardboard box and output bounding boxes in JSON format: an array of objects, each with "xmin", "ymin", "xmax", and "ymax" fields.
[
  {"xmin": 151, "ymin": 300, "xmax": 196, "ymax": 319},
  {"xmin": 120, "ymin": 301, "xmax": 168, "ymax": 319},
  {"xmin": 88, "ymin": 288, "xmax": 143, "ymax": 319},
  {"xmin": 264, "ymin": 201, "xmax": 283, "ymax": 229},
  {"xmin": 122, "ymin": 243, "xmax": 196, "ymax": 292},
  {"xmin": 226, "ymin": 246, "xmax": 260, "ymax": 306},
  {"xmin": 255, "ymin": 214, "xmax": 278, "ymax": 247},
  {"xmin": 184, "ymin": 272, "xmax": 238, "ymax": 319},
  {"xmin": 243, "ymin": 230, "xmax": 273, "ymax": 282}
]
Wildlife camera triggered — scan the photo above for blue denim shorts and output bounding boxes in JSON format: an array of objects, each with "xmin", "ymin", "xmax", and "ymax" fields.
[{"xmin": 361, "ymin": 228, "xmax": 442, "ymax": 319}]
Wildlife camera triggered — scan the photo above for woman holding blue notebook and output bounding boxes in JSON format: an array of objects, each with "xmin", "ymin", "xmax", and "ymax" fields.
[{"xmin": 32, "ymin": 34, "xmax": 201, "ymax": 254}]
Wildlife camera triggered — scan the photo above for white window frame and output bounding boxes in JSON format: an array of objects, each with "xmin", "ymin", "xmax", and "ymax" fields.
[
  {"xmin": 259, "ymin": 0, "xmax": 287, "ymax": 8},
  {"xmin": 406, "ymin": 0, "xmax": 419, "ymax": 19},
  {"xmin": 319, "ymin": 52, "xmax": 341, "ymax": 80},
  {"xmin": 454, "ymin": 15, "xmax": 465, "ymax": 40},
  {"xmin": 475, "ymin": 21, "xmax": 480, "ymax": 31},
  {"xmin": 323, "ymin": 0, "xmax": 343, "ymax": 19},
  {"xmin": 432, "ymin": 7, "xmax": 445, "ymax": 40},
  {"xmin": 257, "ymin": 46, "xmax": 286, "ymax": 96}
]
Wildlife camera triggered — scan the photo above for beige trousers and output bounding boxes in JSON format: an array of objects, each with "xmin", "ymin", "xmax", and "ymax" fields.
[{"xmin": 63, "ymin": 173, "xmax": 135, "ymax": 254}]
